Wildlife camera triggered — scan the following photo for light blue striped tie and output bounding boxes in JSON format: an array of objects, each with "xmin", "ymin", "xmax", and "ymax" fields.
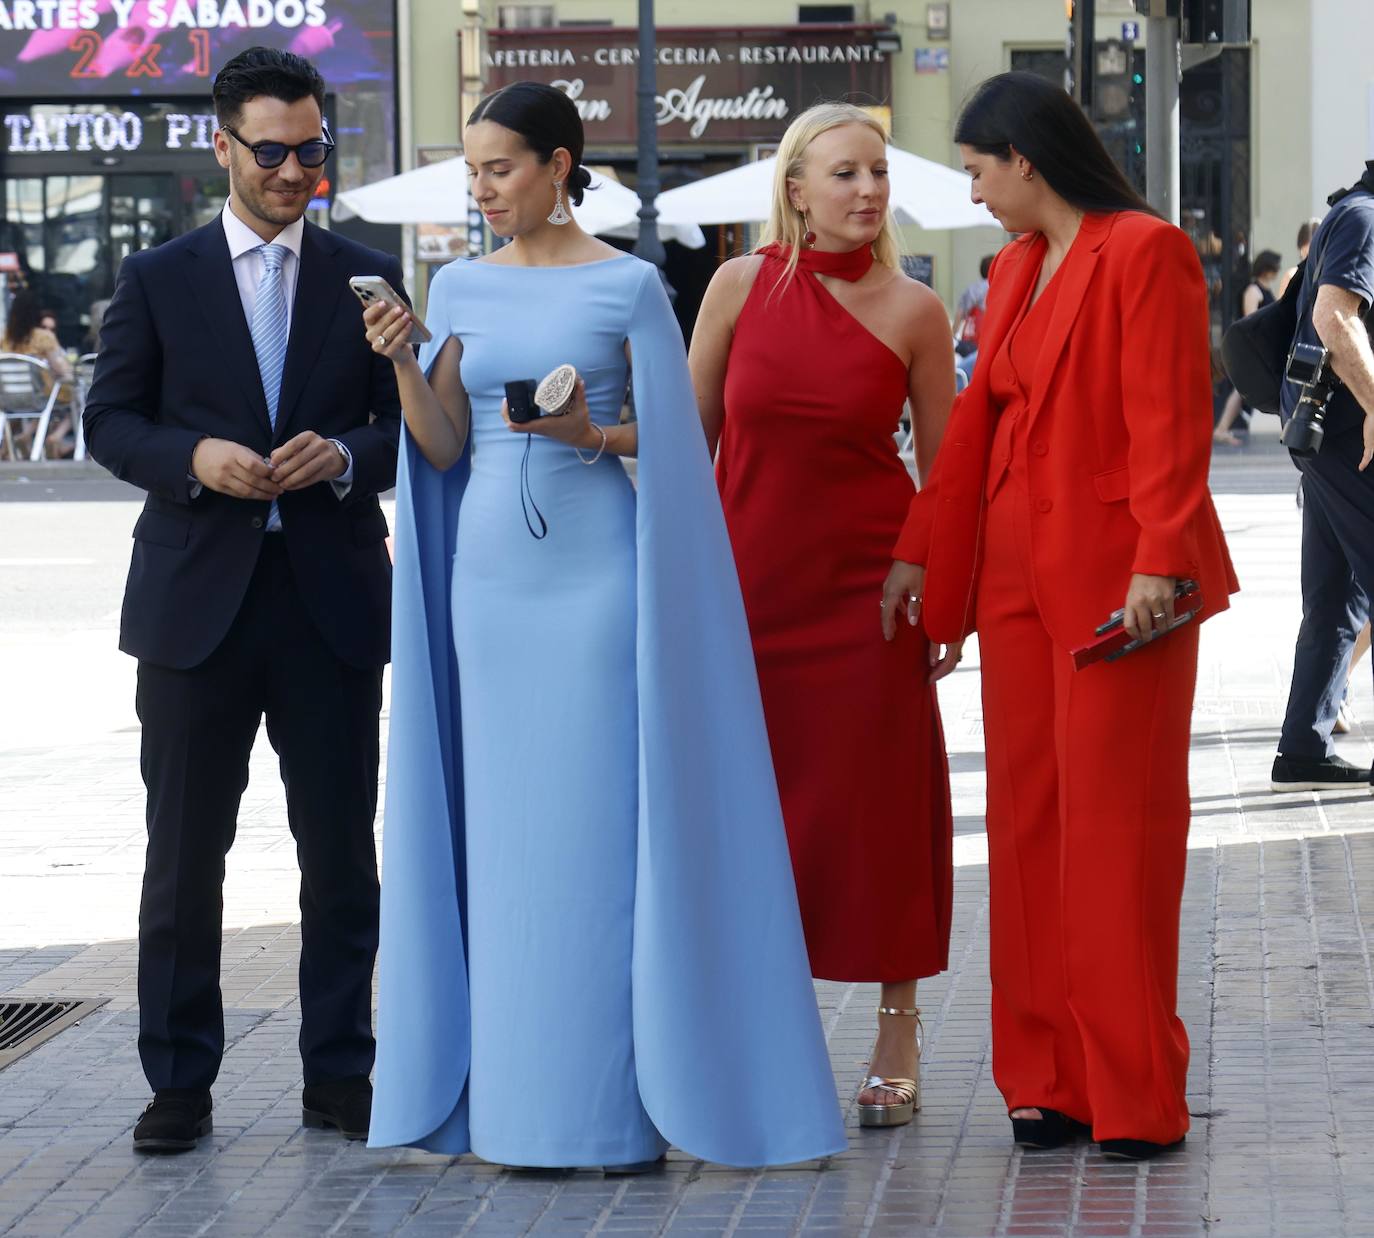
[{"xmin": 251, "ymin": 243, "xmax": 289, "ymax": 531}]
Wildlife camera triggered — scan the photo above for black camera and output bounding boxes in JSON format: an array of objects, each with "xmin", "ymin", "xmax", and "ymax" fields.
[
  {"xmin": 505, "ymin": 379, "xmax": 540, "ymax": 424},
  {"xmin": 1280, "ymin": 341, "xmax": 1342, "ymax": 457}
]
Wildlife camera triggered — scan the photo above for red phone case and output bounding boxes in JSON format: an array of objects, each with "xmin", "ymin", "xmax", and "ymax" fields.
[{"xmin": 1070, "ymin": 584, "xmax": 1204, "ymax": 670}]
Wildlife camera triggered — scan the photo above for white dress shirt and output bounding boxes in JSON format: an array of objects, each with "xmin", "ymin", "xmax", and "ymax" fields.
[
  {"xmin": 222, "ymin": 200, "xmax": 304, "ymax": 337},
  {"xmin": 189, "ymin": 201, "xmax": 352, "ymax": 507}
]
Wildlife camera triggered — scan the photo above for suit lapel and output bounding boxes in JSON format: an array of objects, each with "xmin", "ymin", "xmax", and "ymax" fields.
[
  {"xmin": 1028, "ymin": 212, "xmax": 1114, "ymax": 423},
  {"xmin": 958, "ymin": 234, "xmax": 1044, "ymax": 421},
  {"xmin": 184, "ymin": 221, "xmax": 272, "ymax": 436},
  {"xmin": 273, "ymin": 222, "xmax": 348, "ymax": 443}
]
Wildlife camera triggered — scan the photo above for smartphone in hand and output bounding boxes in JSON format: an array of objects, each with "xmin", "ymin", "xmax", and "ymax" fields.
[{"xmin": 348, "ymin": 275, "xmax": 432, "ymax": 344}]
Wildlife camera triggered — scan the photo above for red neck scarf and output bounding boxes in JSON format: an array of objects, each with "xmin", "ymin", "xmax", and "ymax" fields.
[{"xmin": 760, "ymin": 241, "xmax": 875, "ymax": 283}]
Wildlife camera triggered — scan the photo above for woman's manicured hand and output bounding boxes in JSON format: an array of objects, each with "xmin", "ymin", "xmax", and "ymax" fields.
[
  {"xmin": 1122, "ymin": 573, "xmax": 1177, "ymax": 642},
  {"xmin": 881, "ymin": 561, "xmax": 926, "ymax": 642},
  {"xmin": 363, "ymin": 302, "xmax": 418, "ymax": 368},
  {"xmin": 501, "ymin": 377, "xmax": 601, "ymax": 451},
  {"xmin": 928, "ymin": 638, "xmax": 964, "ymax": 684}
]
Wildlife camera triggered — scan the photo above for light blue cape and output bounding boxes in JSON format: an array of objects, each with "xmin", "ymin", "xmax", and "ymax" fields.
[{"xmin": 368, "ymin": 259, "xmax": 846, "ymax": 1166}]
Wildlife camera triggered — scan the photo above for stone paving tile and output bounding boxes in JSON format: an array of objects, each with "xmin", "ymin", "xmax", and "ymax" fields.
[{"xmin": 4, "ymin": 438, "xmax": 1374, "ymax": 1236}]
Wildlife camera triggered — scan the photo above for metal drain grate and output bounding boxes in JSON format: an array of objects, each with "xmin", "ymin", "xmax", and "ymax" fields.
[{"xmin": 0, "ymin": 998, "xmax": 107, "ymax": 1070}]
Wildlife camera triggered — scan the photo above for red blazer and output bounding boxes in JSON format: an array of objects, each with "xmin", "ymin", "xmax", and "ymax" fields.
[{"xmin": 896, "ymin": 210, "xmax": 1239, "ymax": 648}]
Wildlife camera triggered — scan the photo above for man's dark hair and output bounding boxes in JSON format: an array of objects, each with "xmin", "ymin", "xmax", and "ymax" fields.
[
  {"xmin": 979, "ymin": 254, "xmax": 994, "ymax": 279},
  {"xmin": 955, "ymin": 72, "xmax": 1157, "ymax": 218},
  {"xmin": 212, "ymin": 47, "xmax": 326, "ymax": 129},
  {"xmin": 1252, "ymin": 249, "xmax": 1282, "ymax": 281}
]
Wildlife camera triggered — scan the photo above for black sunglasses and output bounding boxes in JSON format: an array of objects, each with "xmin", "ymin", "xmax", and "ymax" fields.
[{"xmin": 220, "ymin": 122, "xmax": 335, "ymax": 170}]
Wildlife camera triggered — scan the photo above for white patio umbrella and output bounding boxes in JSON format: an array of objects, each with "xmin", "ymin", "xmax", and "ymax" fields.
[
  {"xmin": 654, "ymin": 145, "xmax": 999, "ymax": 232},
  {"xmin": 334, "ymin": 159, "xmax": 705, "ymax": 248}
]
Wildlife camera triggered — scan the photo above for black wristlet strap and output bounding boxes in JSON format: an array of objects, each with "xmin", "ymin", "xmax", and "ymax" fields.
[{"xmin": 520, "ymin": 434, "xmax": 548, "ymax": 540}]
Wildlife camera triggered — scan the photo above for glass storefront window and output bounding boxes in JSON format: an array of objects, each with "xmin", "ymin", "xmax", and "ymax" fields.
[{"xmin": 4, "ymin": 180, "xmax": 46, "ymax": 272}]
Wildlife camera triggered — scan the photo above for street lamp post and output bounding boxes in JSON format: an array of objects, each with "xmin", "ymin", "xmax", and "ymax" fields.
[
  {"xmin": 632, "ymin": 0, "xmax": 666, "ymax": 272},
  {"xmin": 1144, "ymin": 14, "xmax": 1181, "ymax": 224}
]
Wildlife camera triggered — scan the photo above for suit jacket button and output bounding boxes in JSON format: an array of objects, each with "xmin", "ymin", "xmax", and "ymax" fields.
[
  {"xmin": 251, "ymin": 516, "xmax": 264, "ymax": 529},
  {"xmin": 1035, "ymin": 497, "xmax": 1053, "ymax": 513},
  {"xmin": 1032, "ymin": 440, "xmax": 1048, "ymax": 456}
]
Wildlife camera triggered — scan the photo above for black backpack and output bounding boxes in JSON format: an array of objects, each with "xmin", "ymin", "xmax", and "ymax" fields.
[
  {"xmin": 1220, "ymin": 232, "xmax": 1328, "ymax": 415},
  {"xmin": 1220, "ymin": 262, "xmax": 1306, "ymax": 415}
]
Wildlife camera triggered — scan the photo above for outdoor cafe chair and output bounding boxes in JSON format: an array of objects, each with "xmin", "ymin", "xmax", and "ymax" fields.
[
  {"xmin": 0, "ymin": 352, "xmax": 62, "ymax": 463},
  {"xmin": 71, "ymin": 352, "xmax": 99, "ymax": 462}
]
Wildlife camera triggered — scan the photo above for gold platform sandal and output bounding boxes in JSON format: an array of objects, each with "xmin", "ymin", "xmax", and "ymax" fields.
[{"xmin": 857, "ymin": 1005, "xmax": 922, "ymax": 1128}]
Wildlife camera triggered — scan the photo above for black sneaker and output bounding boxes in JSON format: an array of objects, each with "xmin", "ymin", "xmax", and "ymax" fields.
[
  {"xmin": 1271, "ymin": 753, "xmax": 1372, "ymax": 792},
  {"xmin": 132, "ymin": 1090, "xmax": 212, "ymax": 1154}
]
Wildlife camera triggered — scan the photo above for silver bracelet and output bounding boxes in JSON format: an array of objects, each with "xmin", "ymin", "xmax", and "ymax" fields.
[{"xmin": 574, "ymin": 422, "xmax": 608, "ymax": 465}]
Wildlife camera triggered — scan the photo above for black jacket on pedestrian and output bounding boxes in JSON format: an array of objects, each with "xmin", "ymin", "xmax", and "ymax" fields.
[{"xmin": 84, "ymin": 217, "xmax": 403, "ymax": 670}]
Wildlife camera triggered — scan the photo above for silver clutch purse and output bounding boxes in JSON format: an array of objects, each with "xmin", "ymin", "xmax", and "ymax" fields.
[{"xmin": 535, "ymin": 364, "xmax": 577, "ymax": 416}]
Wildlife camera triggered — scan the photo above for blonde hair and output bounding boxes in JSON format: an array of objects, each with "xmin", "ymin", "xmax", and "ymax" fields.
[{"xmin": 757, "ymin": 102, "xmax": 902, "ymax": 293}]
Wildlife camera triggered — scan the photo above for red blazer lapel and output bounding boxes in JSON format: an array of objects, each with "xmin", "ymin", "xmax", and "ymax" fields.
[
  {"xmin": 1028, "ymin": 213, "xmax": 1114, "ymax": 423},
  {"xmin": 972, "ymin": 234, "xmax": 1044, "ymax": 397}
]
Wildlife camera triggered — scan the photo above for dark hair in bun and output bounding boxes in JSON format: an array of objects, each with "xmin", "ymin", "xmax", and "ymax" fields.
[{"xmin": 468, "ymin": 81, "xmax": 592, "ymax": 205}]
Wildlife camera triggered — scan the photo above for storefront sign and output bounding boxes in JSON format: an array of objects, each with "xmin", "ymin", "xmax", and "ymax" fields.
[
  {"xmin": 0, "ymin": 0, "xmax": 391, "ymax": 97},
  {"xmin": 3, "ymin": 107, "xmax": 217, "ymax": 153},
  {"xmin": 482, "ymin": 25, "xmax": 893, "ymax": 145},
  {"xmin": 0, "ymin": 100, "xmax": 333, "ymax": 160}
]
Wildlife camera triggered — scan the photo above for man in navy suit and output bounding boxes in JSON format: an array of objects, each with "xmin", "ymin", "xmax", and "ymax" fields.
[{"xmin": 84, "ymin": 47, "xmax": 404, "ymax": 1153}]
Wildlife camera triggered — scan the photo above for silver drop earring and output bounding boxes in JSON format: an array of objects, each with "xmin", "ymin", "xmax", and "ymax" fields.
[{"xmin": 547, "ymin": 181, "xmax": 572, "ymax": 226}]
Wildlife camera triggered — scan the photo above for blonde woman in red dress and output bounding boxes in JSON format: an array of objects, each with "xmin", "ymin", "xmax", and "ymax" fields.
[{"xmin": 690, "ymin": 102, "xmax": 958, "ymax": 1127}]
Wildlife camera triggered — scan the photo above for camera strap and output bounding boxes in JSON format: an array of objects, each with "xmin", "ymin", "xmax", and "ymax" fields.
[{"xmin": 520, "ymin": 435, "xmax": 548, "ymax": 540}]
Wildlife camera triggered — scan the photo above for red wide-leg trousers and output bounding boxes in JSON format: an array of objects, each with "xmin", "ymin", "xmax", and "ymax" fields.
[{"xmin": 975, "ymin": 479, "xmax": 1198, "ymax": 1145}]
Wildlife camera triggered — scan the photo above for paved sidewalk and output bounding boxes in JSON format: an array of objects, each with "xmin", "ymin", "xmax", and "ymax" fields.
[{"xmin": 2, "ymin": 435, "xmax": 1373, "ymax": 1237}]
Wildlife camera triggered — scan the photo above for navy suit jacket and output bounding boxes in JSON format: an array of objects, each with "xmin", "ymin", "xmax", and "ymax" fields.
[{"xmin": 84, "ymin": 217, "xmax": 404, "ymax": 670}]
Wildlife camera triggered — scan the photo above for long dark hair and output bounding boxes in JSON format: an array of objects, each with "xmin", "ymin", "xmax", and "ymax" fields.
[
  {"xmin": 467, "ymin": 82, "xmax": 592, "ymax": 206},
  {"xmin": 3, "ymin": 289, "xmax": 43, "ymax": 348},
  {"xmin": 955, "ymin": 72, "xmax": 1157, "ymax": 217}
]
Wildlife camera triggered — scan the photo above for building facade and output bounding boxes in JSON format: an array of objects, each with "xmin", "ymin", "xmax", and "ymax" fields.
[
  {"xmin": 8, "ymin": 1, "xmax": 1364, "ymax": 338},
  {"xmin": 405, "ymin": 0, "xmax": 1374, "ymax": 331},
  {"xmin": 0, "ymin": 1, "xmax": 399, "ymax": 343}
]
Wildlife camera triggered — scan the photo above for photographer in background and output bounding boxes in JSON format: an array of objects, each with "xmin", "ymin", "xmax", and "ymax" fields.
[{"xmin": 1272, "ymin": 163, "xmax": 1374, "ymax": 792}]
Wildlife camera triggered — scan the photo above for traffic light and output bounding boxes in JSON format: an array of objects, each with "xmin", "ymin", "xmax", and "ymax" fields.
[
  {"xmin": 1132, "ymin": 0, "xmax": 1249, "ymax": 43},
  {"xmin": 1067, "ymin": 0, "xmax": 1094, "ymax": 108},
  {"xmin": 1181, "ymin": 0, "xmax": 1249, "ymax": 44}
]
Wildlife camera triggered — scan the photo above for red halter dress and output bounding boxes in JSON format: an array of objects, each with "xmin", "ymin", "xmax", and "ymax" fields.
[{"xmin": 717, "ymin": 242, "xmax": 953, "ymax": 982}]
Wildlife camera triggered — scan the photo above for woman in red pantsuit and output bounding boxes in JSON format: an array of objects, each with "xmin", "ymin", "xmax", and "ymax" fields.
[
  {"xmin": 692, "ymin": 103, "xmax": 958, "ymax": 1127},
  {"xmin": 883, "ymin": 73, "xmax": 1239, "ymax": 1160}
]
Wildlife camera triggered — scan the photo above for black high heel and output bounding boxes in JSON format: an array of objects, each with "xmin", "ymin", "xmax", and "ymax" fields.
[
  {"xmin": 1010, "ymin": 1108, "xmax": 1092, "ymax": 1150},
  {"xmin": 1099, "ymin": 1136, "xmax": 1185, "ymax": 1161}
]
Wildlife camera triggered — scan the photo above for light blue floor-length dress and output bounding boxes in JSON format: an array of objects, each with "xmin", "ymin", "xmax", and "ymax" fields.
[{"xmin": 369, "ymin": 253, "xmax": 847, "ymax": 1168}]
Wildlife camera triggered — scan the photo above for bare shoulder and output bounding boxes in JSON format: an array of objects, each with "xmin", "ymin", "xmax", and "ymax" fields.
[
  {"xmin": 699, "ymin": 253, "xmax": 767, "ymax": 325},
  {"xmin": 881, "ymin": 266, "xmax": 951, "ymax": 328},
  {"xmin": 710, "ymin": 253, "xmax": 766, "ymax": 295}
]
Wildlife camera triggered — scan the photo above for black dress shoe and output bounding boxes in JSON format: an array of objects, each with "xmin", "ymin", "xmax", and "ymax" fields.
[
  {"xmin": 1099, "ymin": 1135, "xmax": 1185, "ymax": 1161},
  {"xmin": 1010, "ymin": 1108, "xmax": 1092, "ymax": 1150},
  {"xmin": 133, "ymin": 1090, "xmax": 212, "ymax": 1154},
  {"xmin": 302, "ymin": 1075, "xmax": 372, "ymax": 1140},
  {"xmin": 1271, "ymin": 753, "xmax": 1371, "ymax": 792}
]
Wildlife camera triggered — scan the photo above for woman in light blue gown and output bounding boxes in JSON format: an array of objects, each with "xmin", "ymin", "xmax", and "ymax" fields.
[{"xmin": 362, "ymin": 82, "xmax": 846, "ymax": 1169}]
